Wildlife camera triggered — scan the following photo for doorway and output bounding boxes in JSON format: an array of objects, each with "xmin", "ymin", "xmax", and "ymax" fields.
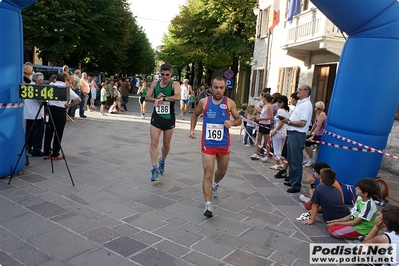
[{"xmin": 314, "ymin": 64, "xmax": 337, "ymax": 113}]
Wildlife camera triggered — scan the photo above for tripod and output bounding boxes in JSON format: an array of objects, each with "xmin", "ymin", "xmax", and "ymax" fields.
[{"xmin": 9, "ymin": 101, "xmax": 75, "ymax": 186}]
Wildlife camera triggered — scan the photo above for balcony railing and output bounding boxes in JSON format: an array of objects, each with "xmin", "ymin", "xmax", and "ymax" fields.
[{"xmin": 286, "ymin": 8, "xmax": 346, "ymax": 45}]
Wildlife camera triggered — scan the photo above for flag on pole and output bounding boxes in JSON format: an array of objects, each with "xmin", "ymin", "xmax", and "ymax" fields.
[
  {"xmin": 288, "ymin": 0, "xmax": 301, "ymax": 23},
  {"xmin": 269, "ymin": 0, "xmax": 280, "ymax": 32}
]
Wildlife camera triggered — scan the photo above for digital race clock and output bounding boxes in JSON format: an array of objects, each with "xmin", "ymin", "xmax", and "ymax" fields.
[{"xmin": 19, "ymin": 84, "xmax": 69, "ymax": 101}]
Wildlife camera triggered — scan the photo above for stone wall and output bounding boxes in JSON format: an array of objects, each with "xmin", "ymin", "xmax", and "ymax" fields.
[{"xmin": 381, "ymin": 120, "xmax": 399, "ymax": 175}]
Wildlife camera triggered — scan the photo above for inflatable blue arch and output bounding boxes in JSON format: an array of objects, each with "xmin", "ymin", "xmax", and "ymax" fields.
[
  {"xmin": 0, "ymin": 0, "xmax": 37, "ymax": 178},
  {"xmin": 312, "ymin": 0, "xmax": 399, "ymax": 202}
]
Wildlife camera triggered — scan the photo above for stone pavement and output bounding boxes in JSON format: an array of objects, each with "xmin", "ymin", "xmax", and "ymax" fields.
[{"xmin": 1, "ymin": 95, "xmax": 398, "ymax": 266}]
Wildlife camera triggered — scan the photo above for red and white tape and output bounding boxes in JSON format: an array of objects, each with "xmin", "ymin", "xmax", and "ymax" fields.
[
  {"xmin": 239, "ymin": 117, "xmax": 399, "ymax": 161},
  {"xmin": 0, "ymin": 103, "xmax": 24, "ymax": 109},
  {"xmin": 322, "ymin": 130, "xmax": 399, "ymax": 161}
]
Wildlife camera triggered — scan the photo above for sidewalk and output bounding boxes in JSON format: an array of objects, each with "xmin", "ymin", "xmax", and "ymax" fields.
[{"xmin": 1, "ymin": 95, "xmax": 398, "ymax": 266}]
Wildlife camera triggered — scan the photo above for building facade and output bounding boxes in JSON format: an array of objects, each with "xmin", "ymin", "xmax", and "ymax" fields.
[{"xmin": 249, "ymin": 0, "xmax": 399, "ymax": 174}]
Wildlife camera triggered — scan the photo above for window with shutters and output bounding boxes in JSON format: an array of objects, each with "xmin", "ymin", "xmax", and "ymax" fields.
[
  {"xmin": 251, "ymin": 69, "xmax": 265, "ymax": 97},
  {"xmin": 277, "ymin": 67, "xmax": 299, "ymax": 97},
  {"xmin": 256, "ymin": 8, "xmax": 270, "ymax": 38}
]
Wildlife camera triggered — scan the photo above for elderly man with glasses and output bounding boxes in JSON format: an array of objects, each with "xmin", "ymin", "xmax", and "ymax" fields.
[
  {"xmin": 145, "ymin": 64, "xmax": 181, "ymax": 182},
  {"xmin": 280, "ymin": 85, "xmax": 313, "ymax": 193}
]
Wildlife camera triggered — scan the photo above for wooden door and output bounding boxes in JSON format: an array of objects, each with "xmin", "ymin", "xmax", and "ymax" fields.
[{"xmin": 315, "ymin": 64, "xmax": 336, "ymax": 113}]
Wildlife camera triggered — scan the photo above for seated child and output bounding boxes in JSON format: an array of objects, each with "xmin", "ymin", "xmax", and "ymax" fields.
[
  {"xmin": 302, "ymin": 168, "xmax": 350, "ymax": 225},
  {"xmin": 364, "ymin": 205, "xmax": 399, "ymax": 256},
  {"xmin": 109, "ymin": 97, "xmax": 121, "ymax": 114},
  {"xmin": 327, "ymin": 178, "xmax": 378, "ymax": 239},
  {"xmin": 300, "ymin": 162, "xmax": 345, "ymax": 210}
]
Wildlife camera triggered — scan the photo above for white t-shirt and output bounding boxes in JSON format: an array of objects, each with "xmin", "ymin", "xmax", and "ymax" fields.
[
  {"xmin": 287, "ymin": 96, "xmax": 313, "ymax": 133},
  {"xmin": 274, "ymin": 109, "xmax": 290, "ymax": 133},
  {"xmin": 24, "ymin": 99, "xmax": 44, "ymax": 119},
  {"xmin": 48, "ymin": 81, "xmax": 80, "ymax": 108}
]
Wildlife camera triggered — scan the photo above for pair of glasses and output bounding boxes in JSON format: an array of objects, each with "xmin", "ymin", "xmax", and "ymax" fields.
[
  {"xmin": 277, "ymin": 100, "xmax": 283, "ymax": 103},
  {"xmin": 160, "ymin": 73, "xmax": 170, "ymax": 76}
]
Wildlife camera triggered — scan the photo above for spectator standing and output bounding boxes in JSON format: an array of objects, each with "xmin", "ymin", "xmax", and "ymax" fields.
[
  {"xmin": 78, "ymin": 72, "xmax": 90, "ymax": 118},
  {"xmin": 100, "ymin": 82, "xmax": 108, "ymax": 116},
  {"xmin": 62, "ymin": 65, "xmax": 69, "ymax": 76},
  {"xmin": 250, "ymin": 92, "xmax": 273, "ymax": 162},
  {"xmin": 189, "ymin": 77, "xmax": 242, "ymax": 217},
  {"xmin": 89, "ymin": 76, "xmax": 98, "ymax": 110},
  {"xmin": 303, "ymin": 101, "xmax": 327, "ymax": 167},
  {"xmin": 44, "ymin": 73, "xmax": 81, "ymax": 160},
  {"xmin": 269, "ymin": 95, "xmax": 290, "ymax": 169},
  {"xmin": 130, "ymin": 75, "xmax": 137, "ymax": 94},
  {"xmin": 24, "ymin": 72, "xmax": 45, "ymax": 157},
  {"xmin": 243, "ymin": 105, "xmax": 256, "ymax": 147},
  {"xmin": 68, "ymin": 69, "xmax": 81, "ymax": 119},
  {"xmin": 120, "ymin": 77, "xmax": 131, "ymax": 111},
  {"xmin": 274, "ymin": 92, "xmax": 299, "ymax": 180},
  {"xmin": 280, "ymin": 85, "xmax": 313, "ymax": 193}
]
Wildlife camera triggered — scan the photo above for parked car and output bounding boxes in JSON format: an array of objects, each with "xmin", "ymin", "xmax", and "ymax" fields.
[{"xmin": 32, "ymin": 65, "xmax": 72, "ymax": 84}]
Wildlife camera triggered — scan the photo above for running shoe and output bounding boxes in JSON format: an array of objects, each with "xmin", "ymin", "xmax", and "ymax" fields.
[
  {"xmin": 212, "ymin": 183, "xmax": 219, "ymax": 198},
  {"xmin": 251, "ymin": 153, "xmax": 261, "ymax": 160},
  {"xmin": 204, "ymin": 202, "xmax": 213, "ymax": 218},
  {"xmin": 151, "ymin": 169, "xmax": 159, "ymax": 182},
  {"xmin": 299, "ymin": 194, "xmax": 310, "ymax": 203},
  {"xmin": 158, "ymin": 158, "xmax": 165, "ymax": 175},
  {"xmin": 261, "ymin": 156, "xmax": 269, "ymax": 162}
]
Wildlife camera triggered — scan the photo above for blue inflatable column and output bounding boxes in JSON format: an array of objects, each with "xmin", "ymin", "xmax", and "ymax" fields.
[
  {"xmin": 310, "ymin": 0, "xmax": 399, "ymax": 202},
  {"xmin": 0, "ymin": 0, "xmax": 37, "ymax": 178}
]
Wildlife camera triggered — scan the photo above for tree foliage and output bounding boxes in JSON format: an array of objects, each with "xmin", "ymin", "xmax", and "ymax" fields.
[
  {"xmin": 22, "ymin": 0, "xmax": 155, "ymax": 75},
  {"xmin": 157, "ymin": 0, "xmax": 255, "ymax": 84}
]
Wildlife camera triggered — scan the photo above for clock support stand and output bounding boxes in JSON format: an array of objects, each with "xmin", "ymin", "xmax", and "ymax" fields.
[{"xmin": 8, "ymin": 101, "xmax": 75, "ymax": 186}]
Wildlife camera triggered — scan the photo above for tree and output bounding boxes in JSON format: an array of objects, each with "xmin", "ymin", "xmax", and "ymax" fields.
[
  {"xmin": 22, "ymin": 0, "xmax": 155, "ymax": 75},
  {"xmin": 157, "ymin": 0, "xmax": 255, "ymax": 91}
]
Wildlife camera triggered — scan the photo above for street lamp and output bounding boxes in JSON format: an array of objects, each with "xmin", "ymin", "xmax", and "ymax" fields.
[{"xmin": 253, "ymin": 1, "xmax": 260, "ymax": 16}]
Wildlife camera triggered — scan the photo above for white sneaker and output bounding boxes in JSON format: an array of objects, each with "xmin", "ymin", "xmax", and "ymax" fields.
[
  {"xmin": 299, "ymin": 194, "xmax": 310, "ymax": 203},
  {"xmin": 243, "ymin": 144, "xmax": 250, "ymax": 147},
  {"xmin": 204, "ymin": 202, "xmax": 213, "ymax": 217},
  {"xmin": 304, "ymin": 158, "xmax": 315, "ymax": 167},
  {"xmin": 261, "ymin": 156, "xmax": 269, "ymax": 162},
  {"xmin": 212, "ymin": 183, "xmax": 219, "ymax": 198},
  {"xmin": 251, "ymin": 153, "xmax": 261, "ymax": 160},
  {"xmin": 179, "ymin": 114, "xmax": 183, "ymax": 118}
]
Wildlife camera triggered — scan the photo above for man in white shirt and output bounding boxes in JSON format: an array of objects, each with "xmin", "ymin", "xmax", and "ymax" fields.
[
  {"xmin": 280, "ymin": 85, "xmax": 313, "ymax": 193},
  {"xmin": 24, "ymin": 72, "xmax": 45, "ymax": 157},
  {"xmin": 43, "ymin": 73, "xmax": 81, "ymax": 160}
]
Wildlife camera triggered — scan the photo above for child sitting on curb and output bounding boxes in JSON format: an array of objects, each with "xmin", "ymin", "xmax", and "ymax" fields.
[
  {"xmin": 302, "ymin": 168, "xmax": 350, "ymax": 225},
  {"xmin": 327, "ymin": 178, "xmax": 378, "ymax": 239},
  {"xmin": 364, "ymin": 205, "xmax": 399, "ymax": 256},
  {"xmin": 300, "ymin": 162, "xmax": 345, "ymax": 211}
]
